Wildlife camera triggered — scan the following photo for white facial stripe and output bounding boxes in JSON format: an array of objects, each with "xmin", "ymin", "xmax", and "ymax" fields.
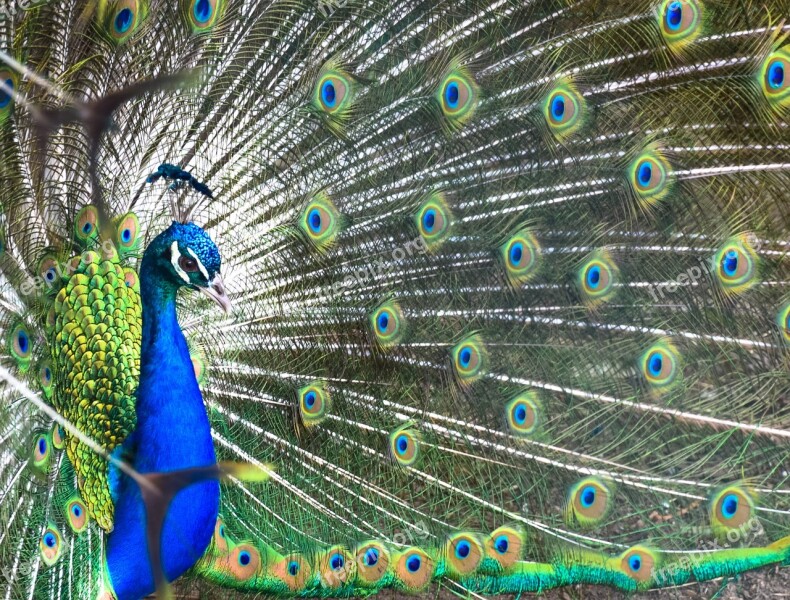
[
  {"xmin": 170, "ymin": 241, "xmax": 191, "ymax": 284},
  {"xmin": 186, "ymin": 247, "xmax": 211, "ymax": 281}
]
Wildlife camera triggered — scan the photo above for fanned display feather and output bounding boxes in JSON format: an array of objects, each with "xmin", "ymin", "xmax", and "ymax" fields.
[{"xmin": 0, "ymin": 1, "xmax": 789, "ymax": 599}]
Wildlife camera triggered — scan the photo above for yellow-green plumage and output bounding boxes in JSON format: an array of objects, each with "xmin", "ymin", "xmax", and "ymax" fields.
[{"xmin": 50, "ymin": 247, "xmax": 141, "ymax": 531}]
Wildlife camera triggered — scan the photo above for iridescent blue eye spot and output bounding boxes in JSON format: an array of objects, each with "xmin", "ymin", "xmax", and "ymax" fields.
[
  {"xmin": 586, "ymin": 265, "xmax": 601, "ymax": 288},
  {"xmin": 71, "ymin": 504, "xmax": 82, "ymax": 517},
  {"xmin": 238, "ymin": 551, "xmax": 251, "ymax": 566},
  {"xmin": 580, "ymin": 485, "xmax": 597, "ymax": 508},
  {"xmin": 121, "ymin": 228, "xmax": 132, "ymax": 243},
  {"xmin": 723, "ymin": 250, "xmax": 738, "ymax": 276},
  {"xmin": 0, "ymin": 78, "xmax": 13, "ymax": 109},
  {"xmin": 396, "ymin": 434, "xmax": 409, "ymax": 455},
  {"xmin": 514, "ymin": 404, "xmax": 527, "ymax": 425},
  {"xmin": 44, "ymin": 533, "xmax": 56, "ymax": 548},
  {"xmin": 304, "ymin": 391, "xmax": 316, "ymax": 409},
  {"xmin": 322, "ymin": 81, "xmax": 336, "ymax": 107},
  {"xmin": 445, "ymin": 81, "xmax": 460, "ymax": 108},
  {"xmin": 194, "ymin": 0, "xmax": 213, "ymax": 23},
  {"xmin": 494, "ymin": 535, "xmax": 509, "ymax": 554},
  {"xmin": 18, "ymin": 330, "xmax": 28, "ymax": 354},
  {"xmin": 82, "ymin": 222, "xmax": 93, "ymax": 234},
  {"xmin": 308, "ymin": 209, "xmax": 322, "ymax": 233},
  {"xmin": 768, "ymin": 61, "xmax": 785, "ymax": 89},
  {"xmin": 114, "ymin": 8, "xmax": 134, "ymax": 34},
  {"xmin": 288, "ymin": 561, "xmax": 300, "ymax": 576},
  {"xmin": 377, "ymin": 312, "xmax": 389, "ymax": 332},
  {"xmin": 666, "ymin": 2, "xmax": 682, "ymax": 30},
  {"xmin": 629, "ymin": 555, "xmax": 642, "ymax": 572},
  {"xmin": 219, "ymin": 525, "xmax": 226, "ymax": 538},
  {"xmin": 455, "ymin": 540, "xmax": 471, "ymax": 559},
  {"xmin": 406, "ymin": 554, "xmax": 422, "ymax": 573},
  {"xmin": 422, "ymin": 209, "xmax": 436, "ymax": 232},
  {"xmin": 550, "ymin": 95, "xmax": 565, "ymax": 121},
  {"xmin": 459, "ymin": 347, "xmax": 472, "ymax": 368},
  {"xmin": 649, "ymin": 353, "xmax": 663, "ymax": 376},
  {"xmin": 44, "ymin": 368, "xmax": 51, "ymax": 380},
  {"xmin": 38, "ymin": 437, "xmax": 47, "ymax": 455},
  {"xmin": 45, "ymin": 269, "xmax": 56, "ymax": 283},
  {"xmin": 330, "ymin": 553, "xmax": 344, "ymax": 570},
  {"xmin": 722, "ymin": 494, "xmax": 739, "ymax": 519},
  {"xmin": 638, "ymin": 161, "xmax": 653, "ymax": 186},
  {"xmin": 364, "ymin": 548, "xmax": 379, "ymax": 566},
  {"xmin": 509, "ymin": 242, "xmax": 523, "ymax": 265}
]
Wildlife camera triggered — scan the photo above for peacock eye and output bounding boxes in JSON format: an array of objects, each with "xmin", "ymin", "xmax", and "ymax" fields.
[
  {"xmin": 566, "ymin": 477, "xmax": 613, "ymax": 528},
  {"xmin": 370, "ymin": 300, "xmax": 405, "ymax": 348},
  {"xmin": 183, "ymin": 0, "xmax": 226, "ymax": 32},
  {"xmin": 660, "ymin": 0, "xmax": 702, "ymax": 42},
  {"xmin": 99, "ymin": 0, "xmax": 148, "ymax": 44},
  {"xmin": 506, "ymin": 391, "xmax": 541, "ymax": 436},
  {"xmin": 39, "ymin": 524, "xmax": 63, "ymax": 566},
  {"xmin": 299, "ymin": 192, "xmax": 342, "ymax": 251},
  {"xmin": 760, "ymin": 49, "xmax": 790, "ymax": 110},
  {"xmin": 630, "ymin": 153, "xmax": 670, "ymax": 196},
  {"xmin": 713, "ymin": 237, "xmax": 759, "ymax": 294},
  {"xmin": 543, "ymin": 81, "xmax": 585, "ymax": 139},
  {"xmin": 437, "ymin": 66, "xmax": 479, "ymax": 127},
  {"xmin": 443, "ymin": 78, "xmax": 470, "ymax": 112},
  {"xmin": 116, "ymin": 212, "xmax": 140, "ymax": 252},
  {"xmin": 75, "ymin": 205, "xmax": 99, "ymax": 243},
  {"xmin": 314, "ymin": 71, "xmax": 353, "ymax": 115},
  {"xmin": 389, "ymin": 427, "xmax": 420, "ymax": 466},
  {"xmin": 501, "ymin": 229, "xmax": 541, "ymax": 286},
  {"xmin": 451, "ymin": 334, "xmax": 487, "ymax": 385},
  {"xmin": 710, "ymin": 486, "xmax": 755, "ymax": 536},
  {"xmin": 298, "ymin": 382, "xmax": 331, "ymax": 426},
  {"xmin": 619, "ymin": 547, "xmax": 657, "ymax": 583},
  {"xmin": 179, "ymin": 255, "xmax": 199, "ymax": 273}
]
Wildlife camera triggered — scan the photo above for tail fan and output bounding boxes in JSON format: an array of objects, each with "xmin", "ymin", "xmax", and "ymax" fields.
[{"xmin": 0, "ymin": 1, "xmax": 789, "ymax": 598}]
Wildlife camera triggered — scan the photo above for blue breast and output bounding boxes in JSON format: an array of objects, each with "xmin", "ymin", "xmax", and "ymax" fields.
[{"xmin": 105, "ymin": 277, "xmax": 219, "ymax": 600}]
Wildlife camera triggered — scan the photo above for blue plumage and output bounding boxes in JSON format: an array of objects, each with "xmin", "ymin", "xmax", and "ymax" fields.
[{"xmin": 106, "ymin": 223, "xmax": 226, "ymax": 599}]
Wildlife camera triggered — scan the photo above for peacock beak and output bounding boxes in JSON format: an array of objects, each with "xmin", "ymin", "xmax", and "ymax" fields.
[{"xmin": 199, "ymin": 274, "xmax": 232, "ymax": 314}]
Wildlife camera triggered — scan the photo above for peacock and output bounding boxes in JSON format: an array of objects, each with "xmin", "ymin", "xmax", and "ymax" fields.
[{"xmin": 0, "ymin": 0, "xmax": 789, "ymax": 598}]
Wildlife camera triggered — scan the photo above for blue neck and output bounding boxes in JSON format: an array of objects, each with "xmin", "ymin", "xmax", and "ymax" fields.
[
  {"xmin": 135, "ymin": 266, "xmax": 215, "ymax": 470},
  {"xmin": 106, "ymin": 258, "xmax": 219, "ymax": 600}
]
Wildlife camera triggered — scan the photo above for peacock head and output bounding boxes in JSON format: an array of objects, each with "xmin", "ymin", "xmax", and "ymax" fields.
[{"xmin": 142, "ymin": 221, "xmax": 231, "ymax": 313}]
